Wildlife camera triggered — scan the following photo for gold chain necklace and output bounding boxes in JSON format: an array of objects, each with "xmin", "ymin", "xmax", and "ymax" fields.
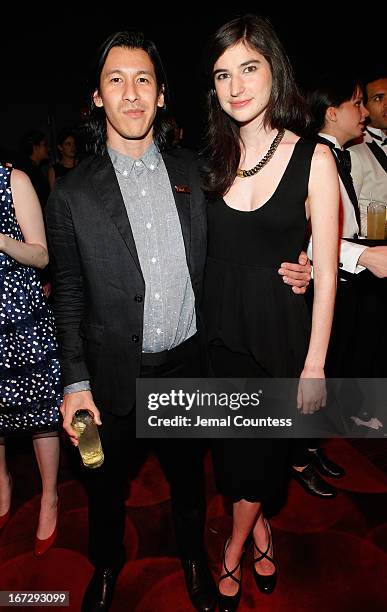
[{"xmin": 236, "ymin": 129, "xmax": 286, "ymax": 178}]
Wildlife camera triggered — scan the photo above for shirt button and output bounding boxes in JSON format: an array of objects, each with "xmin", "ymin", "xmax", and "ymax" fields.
[
  {"xmin": 150, "ymin": 164, "xmax": 155, "ymax": 170},
  {"xmin": 123, "ymin": 169, "xmax": 128, "ymax": 177},
  {"xmin": 155, "ymin": 293, "xmax": 160, "ymax": 300},
  {"xmin": 151, "ymin": 257, "xmax": 157, "ymax": 263},
  {"xmin": 146, "ymin": 222, "xmax": 152, "ymax": 229},
  {"xmin": 156, "ymin": 328, "xmax": 162, "ymax": 335},
  {"xmin": 134, "ymin": 294, "xmax": 143, "ymax": 303},
  {"xmin": 131, "ymin": 334, "xmax": 140, "ymax": 343},
  {"xmin": 141, "ymin": 189, "xmax": 146, "ymax": 196},
  {"xmin": 135, "ymin": 161, "xmax": 141, "ymax": 167}
]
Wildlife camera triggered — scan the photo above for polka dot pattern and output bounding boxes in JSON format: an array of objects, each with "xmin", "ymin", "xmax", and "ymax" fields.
[{"xmin": 0, "ymin": 165, "xmax": 62, "ymax": 435}]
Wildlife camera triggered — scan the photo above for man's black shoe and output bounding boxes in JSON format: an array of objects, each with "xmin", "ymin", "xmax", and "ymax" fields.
[
  {"xmin": 182, "ymin": 558, "xmax": 217, "ymax": 611},
  {"xmin": 291, "ymin": 465, "xmax": 337, "ymax": 498},
  {"xmin": 308, "ymin": 447, "xmax": 345, "ymax": 478},
  {"xmin": 81, "ymin": 568, "xmax": 119, "ymax": 611}
]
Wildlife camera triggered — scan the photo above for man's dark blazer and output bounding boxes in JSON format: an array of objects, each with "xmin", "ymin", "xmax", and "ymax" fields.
[{"xmin": 46, "ymin": 147, "xmax": 207, "ymax": 416}]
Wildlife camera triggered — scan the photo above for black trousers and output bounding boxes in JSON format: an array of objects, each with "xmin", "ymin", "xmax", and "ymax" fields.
[{"xmin": 84, "ymin": 334, "xmax": 207, "ymax": 569}]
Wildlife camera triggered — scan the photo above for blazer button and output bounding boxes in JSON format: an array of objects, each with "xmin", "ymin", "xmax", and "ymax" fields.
[
  {"xmin": 131, "ymin": 334, "xmax": 140, "ymax": 343},
  {"xmin": 134, "ymin": 294, "xmax": 143, "ymax": 303}
]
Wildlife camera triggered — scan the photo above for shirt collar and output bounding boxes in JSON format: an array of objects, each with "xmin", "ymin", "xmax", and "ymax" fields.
[
  {"xmin": 107, "ymin": 141, "xmax": 161, "ymax": 177},
  {"xmin": 318, "ymin": 132, "xmax": 341, "ymax": 149},
  {"xmin": 366, "ymin": 126, "xmax": 386, "ymax": 141}
]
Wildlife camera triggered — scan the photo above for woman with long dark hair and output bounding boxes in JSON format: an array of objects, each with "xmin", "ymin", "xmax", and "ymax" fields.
[{"xmin": 202, "ymin": 15, "xmax": 339, "ymax": 610}]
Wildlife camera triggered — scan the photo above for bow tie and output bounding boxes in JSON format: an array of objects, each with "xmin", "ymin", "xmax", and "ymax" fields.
[{"xmin": 334, "ymin": 148, "xmax": 352, "ymax": 173}]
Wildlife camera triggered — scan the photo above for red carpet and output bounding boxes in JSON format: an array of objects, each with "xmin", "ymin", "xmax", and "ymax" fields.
[{"xmin": 1, "ymin": 438, "xmax": 387, "ymax": 611}]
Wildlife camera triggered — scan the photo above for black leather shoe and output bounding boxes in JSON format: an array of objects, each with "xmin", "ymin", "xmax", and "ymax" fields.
[
  {"xmin": 182, "ymin": 558, "xmax": 217, "ymax": 612},
  {"xmin": 291, "ymin": 465, "xmax": 337, "ymax": 498},
  {"xmin": 308, "ymin": 447, "xmax": 345, "ymax": 478},
  {"xmin": 81, "ymin": 568, "xmax": 119, "ymax": 611}
]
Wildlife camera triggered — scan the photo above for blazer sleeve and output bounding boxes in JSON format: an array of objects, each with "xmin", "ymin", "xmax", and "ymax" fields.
[{"xmin": 46, "ymin": 184, "xmax": 90, "ymax": 386}]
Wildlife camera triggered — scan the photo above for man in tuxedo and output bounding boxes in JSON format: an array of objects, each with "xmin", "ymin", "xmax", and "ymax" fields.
[
  {"xmin": 349, "ymin": 73, "xmax": 387, "ymax": 236},
  {"xmin": 46, "ymin": 30, "xmax": 311, "ymax": 611}
]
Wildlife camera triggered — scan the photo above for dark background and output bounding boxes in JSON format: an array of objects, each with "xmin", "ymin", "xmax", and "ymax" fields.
[{"xmin": 0, "ymin": 9, "xmax": 383, "ymax": 155}]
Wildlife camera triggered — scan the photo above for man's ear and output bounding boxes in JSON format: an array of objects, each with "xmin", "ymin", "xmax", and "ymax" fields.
[
  {"xmin": 93, "ymin": 89, "xmax": 103, "ymax": 108},
  {"xmin": 325, "ymin": 105, "xmax": 337, "ymax": 123},
  {"xmin": 157, "ymin": 85, "xmax": 165, "ymax": 109}
]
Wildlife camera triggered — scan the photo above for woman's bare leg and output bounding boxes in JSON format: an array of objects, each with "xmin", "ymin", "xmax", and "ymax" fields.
[
  {"xmin": 219, "ymin": 499, "xmax": 261, "ymax": 596},
  {"xmin": 32, "ymin": 434, "xmax": 60, "ymax": 539},
  {"xmin": 0, "ymin": 438, "xmax": 12, "ymax": 516}
]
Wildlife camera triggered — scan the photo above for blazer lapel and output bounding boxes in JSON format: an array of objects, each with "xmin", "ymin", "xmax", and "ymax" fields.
[
  {"xmin": 91, "ymin": 154, "xmax": 143, "ymax": 276},
  {"xmin": 162, "ymin": 150, "xmax": 192, "ymax": 267},
  {"xmin": 337, "ymin": 163, "xmax": 361, "ymax": 224},
  {"xmin": 367, "ymin": 141, "xmax": 387, "ymax": 173}
]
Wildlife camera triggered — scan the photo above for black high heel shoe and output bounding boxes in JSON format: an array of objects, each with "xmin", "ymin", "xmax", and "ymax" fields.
[
  {"xmin": 253, "ymin": 518, "xmax": 277, "ymax": 594},
  {"xmin": 218, "ymin": 538, "xmax": 243, "ymax": 612}
]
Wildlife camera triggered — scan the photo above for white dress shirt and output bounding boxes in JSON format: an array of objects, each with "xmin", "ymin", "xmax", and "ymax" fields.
[
  {"xmin": 349, "ymin": 128, "xmax": 387, "ymax": 236},
  {"xmin": 366, "ymin": 127, "xmax": 387, "ymax": 153}
]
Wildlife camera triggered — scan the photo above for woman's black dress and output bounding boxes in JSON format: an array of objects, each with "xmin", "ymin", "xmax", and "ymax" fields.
[{"xmin": 203, "ymin": 138, "xmax": 315, "ymax": 502}]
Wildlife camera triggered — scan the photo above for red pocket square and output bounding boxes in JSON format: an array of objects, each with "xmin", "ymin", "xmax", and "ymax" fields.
[{"xmin": 174, "ymin": 185, "xmax": 192, "ymax": 194}]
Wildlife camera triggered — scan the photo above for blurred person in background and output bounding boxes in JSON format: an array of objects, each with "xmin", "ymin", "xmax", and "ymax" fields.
[
  {"xmin": 48, "ymin": 128, "xmax": 78, "ymax": 190},
  {"xmin": 18, "ymin": 130, "xmax": 50, "ymax": 210}
]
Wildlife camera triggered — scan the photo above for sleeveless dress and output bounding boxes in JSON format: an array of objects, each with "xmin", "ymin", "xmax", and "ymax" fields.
[
  {"xmin": 0, "ymin": 165, "xmax": 62, "ymax": 436},
  {"xmin": 203, "ymin": 138, "xmax": 315, "ymax": 502}
]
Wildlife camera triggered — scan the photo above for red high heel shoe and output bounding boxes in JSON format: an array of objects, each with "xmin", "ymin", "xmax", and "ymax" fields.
[
  {"xmin": 34, "ymin": 498, "xmax": 60, "ymax": 557},
  {"xmin": 0, "ymin": 474, "xmax": 13, "ymax": 532}
]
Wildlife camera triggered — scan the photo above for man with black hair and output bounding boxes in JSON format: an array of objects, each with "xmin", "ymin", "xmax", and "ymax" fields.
[{"xmin": 349, "ymin": 73, "xmax": 387, "ymax": 236}]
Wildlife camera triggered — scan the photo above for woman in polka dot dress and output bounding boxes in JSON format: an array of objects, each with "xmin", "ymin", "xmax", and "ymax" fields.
[{"xmin": 0, "ymin": 163, "xmax": 62, "ymax": 555}]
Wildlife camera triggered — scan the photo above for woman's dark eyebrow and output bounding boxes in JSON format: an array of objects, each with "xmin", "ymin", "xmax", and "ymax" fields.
[{"xmin": 213, "ymin": 59, "xmax": 260, "ymax": 76}]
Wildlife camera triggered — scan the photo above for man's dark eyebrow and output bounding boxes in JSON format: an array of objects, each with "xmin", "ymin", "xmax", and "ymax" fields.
[
  {"xmin": 213, "ymin": 59, "xmax": 260, "ymax": 76},
  {"xmin": 104, "ymin": 68, "xmax": 154, "ymax": 77}
]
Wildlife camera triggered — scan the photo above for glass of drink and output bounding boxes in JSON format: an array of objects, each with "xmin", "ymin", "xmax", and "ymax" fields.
[
  {"xmin": 71, "ymin": 410, "xmax": 104, "ymax": 468},
  {"xmin": 367, "ymin": 200, "xmax": 386, "ymax": 239}
]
